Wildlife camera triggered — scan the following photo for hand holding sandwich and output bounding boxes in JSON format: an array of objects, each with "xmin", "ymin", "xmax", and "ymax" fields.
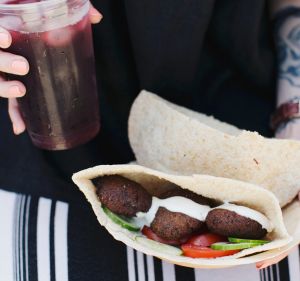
[{"xmin": 257, "ymin": 0, "xmax": 300, "ymax": 268}]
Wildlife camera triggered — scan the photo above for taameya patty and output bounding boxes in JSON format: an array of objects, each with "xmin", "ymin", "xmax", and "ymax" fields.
[
  {"xmin": 206, "ymin": 209, "xmax": 267, "ymax": 239},
  {"xmin": 96, "ymin": 175, "xmax": 152, "ymax": 217},
  {"xmin": 151, "ymin": 207, "xmax": 204, "ymax": 240}
]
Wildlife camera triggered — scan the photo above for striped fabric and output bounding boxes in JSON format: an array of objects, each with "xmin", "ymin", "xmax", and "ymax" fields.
[
  {"xmin": 0, "ymin": 189, "xmax": 299, "ymax": 281},
  {"xmin": 0, "ymin": 190, "xmax": 69, "ymax": 281}
]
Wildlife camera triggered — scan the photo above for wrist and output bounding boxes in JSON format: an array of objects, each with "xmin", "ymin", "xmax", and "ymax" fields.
[
  {"xmin": 271, "ymin": 97, "xmax": 300, "ymax": 130},
  {"xmin": 275, "ymin": 117, "xmax": 300, "ymax": 139}
]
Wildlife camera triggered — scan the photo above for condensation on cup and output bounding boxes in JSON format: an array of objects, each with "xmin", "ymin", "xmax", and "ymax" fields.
[{"xmin": 0, "ymin": 0, "xmax": 100, "ymax": 150}]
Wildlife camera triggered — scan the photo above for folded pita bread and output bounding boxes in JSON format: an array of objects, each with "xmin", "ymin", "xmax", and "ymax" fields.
[
  {"xmin": 72, "ymin": 164, "xmax": 291, "ymax": 268},
  {"xmin": 128, "ymin": 91, "xmax": 300, "ymax": 207}
]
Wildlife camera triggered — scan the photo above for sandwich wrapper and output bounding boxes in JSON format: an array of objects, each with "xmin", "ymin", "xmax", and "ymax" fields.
[{"xmin": 72, "ymin": 90, "xmax": 300, "ymax": 268}]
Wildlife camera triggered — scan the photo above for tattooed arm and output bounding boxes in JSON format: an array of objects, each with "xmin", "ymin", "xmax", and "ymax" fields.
[
  {"xmin": 255, "ymin": 0, "xmax": 300, "ymax": 269},
  {"xmin": 272, "ymin": 1, "xmax": 300, "ymax": 139}
]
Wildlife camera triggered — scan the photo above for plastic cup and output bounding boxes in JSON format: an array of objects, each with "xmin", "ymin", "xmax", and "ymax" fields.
[{"xmin": 0, "ymin": 0, "xmax": 100, "ymax": 150}]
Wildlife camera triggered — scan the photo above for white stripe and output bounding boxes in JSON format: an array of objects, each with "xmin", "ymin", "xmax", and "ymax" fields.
[
  {"xmin": 269, "ymin": 266, "xmax": 274, "ymax": 281},
  {"xmin": 24, "ymin": 197, "xmax": 31, "ymax": 281},
  {"xmin": 194, "ymin": 265, "xmax": 260, "ymax": 281},
  {"xmin": 127, "ymin": 247, "xmax": 136, "ymax": 281},
  {"xmin": 162, "ymin": 261, "xmax": 176, "ymax": 281},
  {"xmin": 288, "ymin": 247, "xmax": 300, "ymax": 281},
  {"xmin": 54, "ymin": 201, "xmax": 69, "ymax": 281},
  {"xmin": 19, "ymin": 196, "xmax": 26, "ymax": 281},
  {"xmin": 15, "ymin": 196, "xmax": 21, "ymax": 281},
  {"xmin": 137, "ymin": 251, "xmax": 146, "ymax": 281},
  {"xmin": 276, "ymin": 263, "xmax": 280, "ymax": 281},
  {"xmin": 0, "ymin": 190, "xmax": 17, "ymax": 281},
  {"xmin": 37, "ymin": 198, "xmax": 52, "ymax": 281},
  {"xmin": 146, "ymin": 255, "xmax": 155, "ymax": 281}
]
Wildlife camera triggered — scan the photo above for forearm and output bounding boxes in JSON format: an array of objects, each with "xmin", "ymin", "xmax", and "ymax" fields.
[{"xmin": 271, "ymin": 1, "xmax": 300, "ymax": 107}]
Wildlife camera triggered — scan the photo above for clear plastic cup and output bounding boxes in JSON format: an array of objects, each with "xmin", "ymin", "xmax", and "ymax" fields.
[{"xmin": 0, "ymin": 0, "xmax": 100, "ymax": 150}]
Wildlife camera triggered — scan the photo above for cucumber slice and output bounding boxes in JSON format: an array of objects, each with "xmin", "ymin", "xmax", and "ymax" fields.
[
  {"xmin": 102, "ymin": 207, "xmax": 140, "ymax": 232},
  {"xmin": 211, "ymin": 242, "xmax": 262, "ymax": 250},
  {"xmin": 228, "ymin": 237, "xmax": 269, "ymax": 245},
  {"xmin": 136, "ymin": 236, "xmax": 183, "ymax": 256}
]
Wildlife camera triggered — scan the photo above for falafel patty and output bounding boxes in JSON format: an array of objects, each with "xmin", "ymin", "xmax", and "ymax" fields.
[
  {"xmin": 206, "ymin": 209, "xmax": 267, "ymax": 239},
  {"xmin": 96, "ymin": 175, "xmax": 152, "ymax": 217},
  {"xmin": 151, "ymin": 207, "xmax": 204, "ymax": 240}
]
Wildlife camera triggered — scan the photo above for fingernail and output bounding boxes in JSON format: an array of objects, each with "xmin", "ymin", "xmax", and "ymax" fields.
[
  {"xmin": 0, "ymin": 33, "xmax": 9, "ymax": 47},
  {"xmin": 12, "ymin": 60, "xmax": 28, "ymax": 73},
  {"xmin": 91, "ymin": 13, "xmax": 103, "ymax": 22},
  {"xmin": 9, "ymin": 85, "xmax": 25, "ymax": 97}
]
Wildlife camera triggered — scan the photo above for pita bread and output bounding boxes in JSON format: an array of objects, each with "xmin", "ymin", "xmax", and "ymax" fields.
[
  {"xmin": 128, "ymin": 90, "xmax": 300, "ymax": 207},
  {"xmin": 72, "ymin": 164, "xmax": 291, "ymax": 268}
]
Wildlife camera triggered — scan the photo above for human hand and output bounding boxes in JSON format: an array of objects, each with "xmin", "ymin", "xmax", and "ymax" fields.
[
  {"xmin": 255, "ymin": 120, "xmax": 300, "ymax": 269},
  {"xmin": 256, "ymin": 249, "xmax": 293, "ymax": 269},
  {"xmin": 2, "ymin": 3, "xmax": 102, "ymax": 135}
]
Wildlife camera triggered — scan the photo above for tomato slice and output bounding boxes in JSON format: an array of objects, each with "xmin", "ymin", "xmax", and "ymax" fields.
[
  {"xmin": 181, "ymin": 244, "xmax": 240, "ymax": 258},
  {"xmin": 141, "ymin": 226, "xmax": 190, "ymax": 246},
  {"xmin": 186, "ymin": 233, "xmax": 227, "ymax": 247}
]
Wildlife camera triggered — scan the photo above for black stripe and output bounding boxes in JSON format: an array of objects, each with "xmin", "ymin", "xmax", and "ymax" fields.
[
  {"xmin": 271, "ymin": 265, "xmax": 278, "ymax": 281},
  {"xmin": 175, "ymin": 265, "xmax": 195, "ymax": 281},
  {"xmin": 28, "ymin": 196, "xmax": 39, "ymax": 281},
  {"xmin": 154, "ymin": 258, "xmax": 163, "ymax": 281},
  {"xmin": 263, "ymin": 268, "xmax": 267, "ymax": 281},
  {"xmin": 133, "ymin": 250, "xmax": 139, "ymax": 281},
  {"xmin": 278, "ymin": 257, "xmax": 290, "ymax": 281},
  {"xmin": 50, "ymin": 200, "xmax": 56, "ymax": 281},
  {"xmin": 143, "ymin": 254, "xmax": 148, "ymax": 281},
  {"xmin": 266, "ymin": 266, "xmax": 271, "ymax": 281}
]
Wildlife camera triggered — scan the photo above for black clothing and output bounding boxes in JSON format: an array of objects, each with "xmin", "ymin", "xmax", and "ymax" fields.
[{"xmin": 91, "ymin": 0, "xmax": 276, "ymax": 164}]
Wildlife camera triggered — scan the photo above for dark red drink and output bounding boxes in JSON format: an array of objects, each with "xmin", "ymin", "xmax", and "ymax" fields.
[{"xmin": 2, "ymin": 0, "xmax": 100, "ymax": 150}]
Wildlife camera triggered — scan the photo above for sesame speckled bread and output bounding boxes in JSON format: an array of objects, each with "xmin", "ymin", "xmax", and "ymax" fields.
[
  {"xmin": 128, "ymin": 90, "xmax": 300, "ymax": 207},
  {"xmin": 72, "ymin": 164, "xmax": 291, "ymax": 269}
]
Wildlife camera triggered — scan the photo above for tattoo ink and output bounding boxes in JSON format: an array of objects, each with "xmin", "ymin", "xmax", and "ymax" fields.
[{"xmin": 277, "ymin": 20, "xmax": 300, "ymax": 87}]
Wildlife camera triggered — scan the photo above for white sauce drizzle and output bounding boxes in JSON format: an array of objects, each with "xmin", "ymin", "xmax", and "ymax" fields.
[
  {"xmin": 133, "ymin": 196, "xmax": 211, "ymax": 227},
  {"xmin": 214, "ymin": 203, "xmax": 273, "ymax": 232},
  {"xmin": 132, "ymin": 196, "xmax": 273, "ymax": 234}
]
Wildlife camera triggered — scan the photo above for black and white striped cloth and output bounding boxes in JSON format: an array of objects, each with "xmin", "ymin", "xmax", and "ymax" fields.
[{"xmin": 1, "ymin": 189, "xmax": 299, "ymax": 281}]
